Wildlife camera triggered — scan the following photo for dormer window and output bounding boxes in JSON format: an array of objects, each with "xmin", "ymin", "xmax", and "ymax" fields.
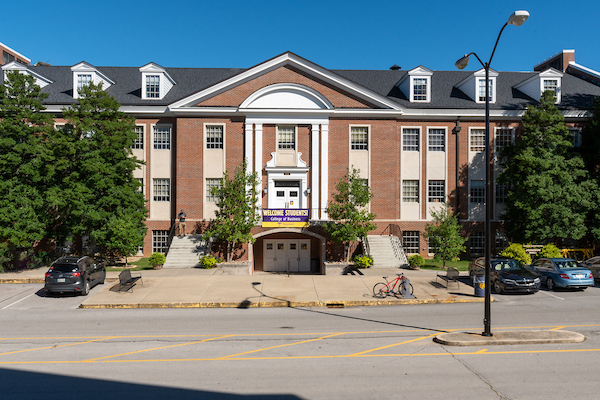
[
  {"xmin": 139, "ymin": 63, "xmax": 175, "ymax": 100},
  {"xmin": 397, "ymin": 66, "xmax": 433, "ymax": 103},
  {"xmin": 70, "ymin": 62, "xmax": 113, "ymax": 99},
  {"xmin": 1, "ymin": 61, "xmax": 52, "ymax": 88},
  {"xmin": 455, "ymin": 68, "xmax": 497, "ymax": 104},
  {"xmin": 478, "ymin": 78, "xmax": 493, "ymax": 102},
  {"xmin": 514, "ymin": 68, "xmax": 562, "ymax": 103},
  {"xmin": 543, "ymin": 79, "xmax": 558, "ymax": 96}
]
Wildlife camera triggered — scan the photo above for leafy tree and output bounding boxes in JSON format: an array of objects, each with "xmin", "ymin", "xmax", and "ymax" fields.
[
  {"xmin": 0, "ymin": 72, "xmax": 54, "ymax": 268},
  {"xmin": 499, "ymin": 91, "xmax": 597, "ymax": 244},
  {"xmin": 537, "ymin": 244, "xmax": 563, "ymax": 259},
  {"xmin": 203, "ymin": 161, "xmax": 260, "ymax": 262},
  {"xmin": 50, "ymin": 82, "xmax": 147, "ymax": 259},
  {"xmin": 325, "ymin": 168, "xmax": 376, "ymax": 261},
  {"xmin": 422, "ymin": 202, "xmax": 466, "ymax": 269},
  {"xmin": 580, "ymin": 97, "xmax": 600, "ymax": 240},
  {"xmin": 499, "ymin": 243, "xmax": 532, "ymax": 265}
]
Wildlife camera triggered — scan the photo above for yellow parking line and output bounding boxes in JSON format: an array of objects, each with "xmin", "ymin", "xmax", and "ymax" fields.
[
  {"xmin": 0, "ymin": 337, "xmax": 119, "ymax": 357},
  {"xmin": 350, "ymin": 332, "xmax": 440, "ymax": 356},
  {"xmin": 549, "ymin": 326, "xmax": 567, "ymax": 331},
  {"xmin": 215, "ymin": 333, "xmax": 346, "ymax": 360},
  {"xmin": 84, "ymin": 335, "xmax": 233, "ymax": 362}
]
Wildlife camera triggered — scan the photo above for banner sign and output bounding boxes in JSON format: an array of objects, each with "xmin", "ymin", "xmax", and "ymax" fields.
[{"xmin": 262, "ymin": 209, "xmax": 309, "ymax": 227}]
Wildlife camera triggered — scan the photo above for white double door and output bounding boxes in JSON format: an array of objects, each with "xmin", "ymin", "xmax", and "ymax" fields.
[
  {"xmin": 272, "ymin": 181, "xmax": 300, "ymax": 209},
  {"xmin": 264, "ymin": 239, "xmax": 310, "ymax": 272}
]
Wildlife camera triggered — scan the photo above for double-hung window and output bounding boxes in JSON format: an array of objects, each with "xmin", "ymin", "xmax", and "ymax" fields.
[
  {"xmin": 413, "ymin": 78, "xmax": 428, "ymax": 101},
  {"xmin": 402, "ymin": 180, "xmax": 419, "ymax": 202},
  {"xmin": 470, "ymin": 232, "xmax": 485, "ymax": 255},
  {"xmin": 495, "ymin": 128, "xmax": 513, "ymax": 154},
  {"xmin": 206, "ymin": 178, "xmax": 222, "ymax": 202},
  {"xmin": 153, "ymin": 178, "xmax": 170, "ymax": 201},
  {"xmin": 428, "ymin": 128, "xmax": 445, "ymax": 151},
  {"xmin": 569, "ymin": 127, "xmax": 582, "ymax": 147},
  {"xmin": 470, "ymin": 129, "xmax": 486, "ymax": 152},
  {"xmin": 428, "ymin": 180, "xmax": 445, "ymax": 202},
  {"xmin": 478, "ymin": 78, "xmax": 493, "ymax": 102},
  {"xmin": 77, "ymin": 74, "xmax": 92, "ymax": 90},
  {"xmin": 403, "ymin": 128, "xmax": 420, "ymax": 151},
  {"xmin": 402, "ymin": 231, "xmax": 420, "ymax": 254},
  {"xmin": 278, "ymin": 126, "xmax": 295, "ymax": 150},
  {"xmin": 350, "ymin": 127, "xmax": 368, "ymax": 150},
  {"xmin": 470, "ymin": 180, "xmax": 485, "ymax": 203},
  {"xmin": 543, "ymin": 79, "xmax": 558, "ymax": 95},
  {"xmin": 206, "ymin": 125, "xmax": 224, "ymax": 149},
  {"xmin": 496, "ymin": 182, "xmax": 509, "ymax": 204},
  {"xmin": 153, "ymin": 126, "xmax": 170, "ymax": 149},
  {"xmin": 132, "ymin": 126, "xmax": 144, "ymax": 149},
  {"xmin": 152, "ymin": 230, "xmax": 169, "ymax": 253},
  {"xmin": 146, "ymin": 75, "xmax": 160, "ymax": 98}
]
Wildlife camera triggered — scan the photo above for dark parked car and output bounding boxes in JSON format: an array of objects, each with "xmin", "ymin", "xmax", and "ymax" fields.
[
  {"xmin": 44, "ymin": 256, "xmax": 105, "ymax": 296},
  {"xmin": 469, "ymin": 257, "xmax": 540, "ymax": 294},
  {"xmin": 531, "ymin": 258, "xmax": 594, "ymax": 291}
]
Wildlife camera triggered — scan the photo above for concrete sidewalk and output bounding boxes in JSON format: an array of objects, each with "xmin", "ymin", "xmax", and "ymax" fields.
[{"xmin": 0, "ymin": 267, "xmax": 484, "ymax": 308}]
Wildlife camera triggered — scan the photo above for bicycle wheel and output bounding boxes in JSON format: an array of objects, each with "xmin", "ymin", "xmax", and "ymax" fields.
[
  {"xmin": 373, "ymin": 282, "xmax": 389, "ymax": 298},
  {"xmin": 396, "ymin": 282, "xmax": 414, "ymax": 297}
]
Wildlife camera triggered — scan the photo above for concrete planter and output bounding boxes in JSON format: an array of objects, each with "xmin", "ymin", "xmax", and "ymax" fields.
[
  {"xmin": 217, "ymin": 261, "xmax": 252, "ymax": 275},
  {"xmin": 324, "ymin": 262, "xmax": 353, "ymax": 275}
]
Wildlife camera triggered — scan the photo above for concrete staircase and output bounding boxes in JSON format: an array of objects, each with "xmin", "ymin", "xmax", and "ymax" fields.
[
  {"xmin": 163, "ymin": 234, "xmax": 210, "ymax": 269},
  {"xmin": 366, "ymin": 235, "xmax": 408, "ymax": 268}
]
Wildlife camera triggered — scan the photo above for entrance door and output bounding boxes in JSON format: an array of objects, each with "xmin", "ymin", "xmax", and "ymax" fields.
[
  {"xmin": 273, "ymin": 181, "xmax": 300, "ymax": 209},
  {"xmin": 263, "ymin": 239, "xmax": 311, "ymax": 272}
]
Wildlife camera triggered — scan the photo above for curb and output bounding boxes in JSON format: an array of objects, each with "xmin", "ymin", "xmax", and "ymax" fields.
[
  {"xmin": 79, "ymin": 297, "xmax": 486, "ymax": 309},
  {"xmin": 433, "ymin": 330, "xmax": 586, "ymax": 346}
]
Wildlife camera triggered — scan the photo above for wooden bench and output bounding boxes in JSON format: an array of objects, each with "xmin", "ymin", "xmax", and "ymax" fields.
[
  {"xmin": 117, "ymin": 269, "xmax": 143, "ymax": 293},
  {"xmin": 436, "ymin": 267, "xmax": 460, "ymax": 289}
]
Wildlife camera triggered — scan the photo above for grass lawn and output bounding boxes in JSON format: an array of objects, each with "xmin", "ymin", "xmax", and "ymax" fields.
[
  {"xmin": 106, "ymin": 257, "xmax": 154, "ymax": 271},
  {"xmin": 420, "ymin": 259, "xmax": 470, "ymax": 271}
]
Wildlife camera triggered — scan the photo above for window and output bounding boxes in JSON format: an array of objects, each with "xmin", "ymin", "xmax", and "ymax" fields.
[
  {"xmin": 470, "ymin": 232, "xmax": 485, "ymax": 255},
  {"xmin": 403, "ymin": 128, "xmax": 419, "ymax": 151},
  {"xmin": 152, "ymin": 230, "xmax": 169, "ymax": 253},
  {"xmin": 278, "ymin": 126, "xmax": 295, "ymax": 149},
  {"xmin": 413, "ymin": 78, "xmax": 428, "ymax": 101},
  {"xmin": 136, "ymin": 178, "xmax": 144, "ymax": 193},
  {"xmin": 3, "ymin": 51, "xmax": 14, "ymax": 64},
  {"xmin": 77, "ymin": 74, "xmax": 92, "ymax": 90},
  {"xmin": 350, "ymin": 127, "xmax": 368, "ymax": 150},
  {"xmin": 428, "ymin": 180, "xmax": 445, "ymax": 202},
  {"xmin": 132, "ymin": 126, "xmax": 144, "ymax": 149},
  {"xmin": 470, "ymin": 180, "xmax": 485, "ymax": 203},
  {"xmin": 495, "ymin": 128, "xmax": 513, "ymax": 153},
  {"xmin": 153, "ymin": 126, "xmax": 170, "ymax": 149},
  {"xmin": 495, "ymin": 233, "xmax": 509, "ymax": 252},
  {"xmin": 428, "ymin": 237, "xmax": 440, "ymax": 254},
  {"xmin": 470, "ymin": 129, "xmax": 486, "ymax": 152},
  {"xmin": 543, "ymin": 79, "xmax": 558, "ymax": 95},
  {"xmin": 153, "ymin": 178, "xmax": 170, "ymax": 201},
  {"xmin": 569, "ymin": 128, "xmax": 582, "ymax": 147},
  {"xmin": 478, "ymin": 78, "xmax": 493, "ymax": 102},
  {"xmin": 146, "ymin": 75, "xmax": 160, "ymax": 98},
  {"xmin": 402, "ymin": 231, "xmax": 420, "ymax": 254},
  {"xmin": 496, "ymin": 182, "xmax": 509, "ymax": 204},
  {"xmin": 402, "ymin": 180, "xmax": 419, "ymax": 202},
  {"xmin": 206, "ymin": 178, "xmax": 221, "ymax": 202},
  {"xmin": 206, "ymin": 125, "xmax": 224, "ymax": 149},
  {"xmin": 428, "ymin": 128, "xmax": 445, "ymax": 151}
]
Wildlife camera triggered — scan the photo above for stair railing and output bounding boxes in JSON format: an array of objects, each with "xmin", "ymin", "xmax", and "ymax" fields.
[
  {"xmin": 381, "ymin": 223, "xmax": 401, "ymax": 237},
  {"xmin": 166, "ymin": 222, "xmax": 177, "ymax": 255}
]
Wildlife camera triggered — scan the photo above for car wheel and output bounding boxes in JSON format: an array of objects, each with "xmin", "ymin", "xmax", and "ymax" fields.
[
  {"xmin": 547, "ymin": 278, "xmax": 555, "ymax": 291},
  {"xmin": 493, "ymin": 280, "xmax": 504, "ymax": 294},
  {"xmin": 81, "ymin": 280, "xmax": 90, "ymax": 296}
]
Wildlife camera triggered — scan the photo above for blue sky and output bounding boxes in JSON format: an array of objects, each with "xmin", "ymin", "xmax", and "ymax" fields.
[{"xmin": 3, "ymin": 0, "xmax": 600, "ymax": 72}]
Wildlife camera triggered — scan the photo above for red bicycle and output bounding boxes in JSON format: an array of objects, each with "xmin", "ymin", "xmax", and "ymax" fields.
[{"xmin": 373, "ymin": 273, "xmax": 414, "ymax": 298}]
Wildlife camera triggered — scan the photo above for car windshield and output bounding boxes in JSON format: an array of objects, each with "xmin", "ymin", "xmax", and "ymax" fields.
[
  {"xmin": 51, "ymin": 264, "xmax": 79, "ymax": 273},
  {"xmin": 555, "ymin": 260, "xmax": 579, "ymax": 269},
  {"xmin": 492, "ymin": 259, "xmax": 523, "ymax": 271}
]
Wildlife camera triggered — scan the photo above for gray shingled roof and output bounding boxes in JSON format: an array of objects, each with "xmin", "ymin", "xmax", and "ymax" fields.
[{"xmin": 11, "ymin": 63, "xmax": 600, "ymax": 110}]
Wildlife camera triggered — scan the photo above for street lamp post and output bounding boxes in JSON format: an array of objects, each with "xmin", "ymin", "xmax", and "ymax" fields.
[{"xmin": 455, "ymin": 10, "xmax": 529, "ymax": 337}]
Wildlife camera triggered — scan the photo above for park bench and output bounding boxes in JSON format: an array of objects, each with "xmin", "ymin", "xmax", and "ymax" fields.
[
  {"xmin": 436, "ymin": 267, "xmax": 460, "ymax": 289},
  {"xmin": 117, "ymin": 269, "xmax": 143, "ymax": 293}
]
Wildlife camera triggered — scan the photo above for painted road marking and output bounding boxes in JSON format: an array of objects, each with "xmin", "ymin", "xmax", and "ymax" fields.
[
  {"xmin": 2, "ymin": 293, "xmax": 35, "ymax": 310},
  {"xmin": 540, "ymin": 291, "xmax": 564, "ymax": 300},
  {"xmin": 0, "ymin": 337, "xmax": 119, "ymax": 357}
]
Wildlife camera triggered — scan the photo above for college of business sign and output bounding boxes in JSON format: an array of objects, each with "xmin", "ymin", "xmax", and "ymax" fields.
[{"xmin": 262, "ymin": 209, "xmax": 309, "ymax": 228}]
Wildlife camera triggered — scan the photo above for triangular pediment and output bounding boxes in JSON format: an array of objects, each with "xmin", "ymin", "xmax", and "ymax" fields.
[{"xmin": 169, "ymin": 52, "xmax": 403, "ymax": 112}]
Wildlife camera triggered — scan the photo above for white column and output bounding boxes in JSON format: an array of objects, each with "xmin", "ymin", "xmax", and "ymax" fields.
[
  {"xmin": 244, "ymin": 122, "xmax": 253, "ymax": 192},
  {"xmin": 311, "ymin": 124, "xmax": 320, "ymax": 219},
  {"xmin": 320, "ymin": 123, "xmax": 329, "ymax": 220},
  {"xmin": 254, "ymin": 123, "xmax": 263, "ymax": 210}
]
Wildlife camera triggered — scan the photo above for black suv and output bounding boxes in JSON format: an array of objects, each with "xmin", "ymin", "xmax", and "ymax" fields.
[{"xmin": 44, "ymin": 256, "xmax": 105, "ymax": 296}]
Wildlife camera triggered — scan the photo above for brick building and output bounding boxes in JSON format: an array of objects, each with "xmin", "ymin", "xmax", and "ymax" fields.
[
  {"xmin": 3, "ymin": 52, "xmax": 600, "ymax": 272},
  {"xmin": 0, "ymin": 41, "xmax": 30, "ymax": 66}
]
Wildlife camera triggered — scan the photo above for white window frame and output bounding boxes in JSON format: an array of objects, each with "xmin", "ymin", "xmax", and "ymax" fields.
[
  {"xmin": 205, "ymin": 124, "xmax": 225, "ymax": 149},
  {"xmin": 77, "ymin": 74, "xmax": 92, "ymax": 91},
  {"xmin": 152, "ymin": 230, "xmax": 169, "ymax": 253},
  {"xmin": 146, "ymin": 75, "xmax": 160, "ymax": 98},
  {"xmin": 470, "ymin": 180, "xmax": 485, "ymax": 203},
  {"xmin": 132, "ymin": 125, "xmax": 144, "ymax": 149},
  {"xmin": 402, "ymin": 180, "xmax": 419, "ymax": 203},
  {"xmin": 428, "ymin": 180, "xmax": 445, "ymax": 203},
  {"xmin": 350, "ymin": 126, "xmax": 369, "ymax": 150},
  {"xmin": 402, "ymin": 127, "xmax": 420, "ymax": 152},
  {"xmin": 153, "ymin": 125, "xmax": 171, "ymax": 150},
  {"xmin": 205, "ymin": 178, "xmax": 222, "ymax": 202},
  {"xmin": 402, "ymin": 231, "xmax": 420, "ymax": 254},
  {"xmin": 469, "ymin": 128, "xmax": 486, "ymax": 152},
  {"xmin": 277, "ymin": 125, "xmax": 296, "ymax": 150},
  {"xmin": 476, "ymin": 77, "xmax": 496, "ymax": 103},
  {"xmin": 494, "ymin": 127, "xmax": 514, "ymax": 155},
  {"xmin": 428, "ymin": 128, "xmax": 446, "ymax": 152},
  {"xmin": 411, "ymin": 76, "xmax": 430, "ymax": 102},
  {"xmin": 153, "ymin": 178, "xmax": 170, "ymax": 202}
]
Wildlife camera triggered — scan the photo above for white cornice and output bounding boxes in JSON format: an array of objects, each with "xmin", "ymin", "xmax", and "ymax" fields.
[
  {"xmin": 0, "ymin": 42, "xmax": 31, "ymax": 63},
  {"xmin": 2, "ymin": 61, "xmax": 53, "ymax": 87},
  {"xmin": 169, "ymin": 52, "xmax": 404, "ymax": 111}
]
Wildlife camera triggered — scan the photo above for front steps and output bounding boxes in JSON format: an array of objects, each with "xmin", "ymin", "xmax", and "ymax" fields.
[
  {"xmin": 366, "ymin": 235, "xmax": 408, "ymax": 268},
  {"xmin": 163, "ymin": 234, "xmax": 210, "ymax": 268}
]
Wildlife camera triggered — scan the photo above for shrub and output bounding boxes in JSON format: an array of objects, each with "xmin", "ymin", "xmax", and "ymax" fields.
[
  {"xmin": 148, "ymin": 252, "xmax": 166, "ymax": 267},
  {"xmin": 199, "ymin": 255, "xmax": 222, "ymax": 269},
  {"xmin": 408, "ymin": 254, "xmax": 425, "ymax": 267},
  {"xmin": 351, "ymin": 254, "xmax": 374, "ymax": 268},
  {"xmin": 537, "ymin": 244, "xmax": 563, "ymax": 259},
  {"xmin": 499, "ymin": 243, "xmax": 532, "ymax": 265}
]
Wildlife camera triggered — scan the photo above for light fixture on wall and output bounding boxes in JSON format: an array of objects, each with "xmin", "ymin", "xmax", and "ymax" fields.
[
  {"xmin": 304, "ymin": 187, "xmax": 311, "ymax": 196},
  {"xmin": 263, "ymin": 187, "xmax": 268, "ymax": 194}
]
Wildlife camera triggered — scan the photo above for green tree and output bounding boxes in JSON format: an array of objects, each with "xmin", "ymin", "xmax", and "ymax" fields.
[
  {"xmin": 203, "ymin": 161, "xmax": 260, "ymax": 262},
  {"xmin": 499, "ymin": 91, "xmax": 597, "ymax": 244},
  {"xmin": 50, "ymin": 82, "xmax": 147, "ymax": 259},
  {"xmin": 325, "ymin": 168, "xmax": 376, "ymax": 261},
  {"xmin": 0, "ymin": 72, "xmax": 54, "ymax": 268},
  {"xmin": 422, "ymin": 203, "xmax": 466, "ymax": 269},
  {"xmin": 499, "ymin": 243, "xmax": 532, "ymax": 265},
  {"xmin": 580, "ymin": 97, "xmax": 600, "ymax": 240}
]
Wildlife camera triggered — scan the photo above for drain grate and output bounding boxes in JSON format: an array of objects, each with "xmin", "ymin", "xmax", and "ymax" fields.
[{"xmin": 326, "ymin": 303, "xmax": 345, "ymax": 308}]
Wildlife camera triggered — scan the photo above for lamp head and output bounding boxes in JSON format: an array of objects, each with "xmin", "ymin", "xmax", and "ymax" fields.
[
  {"xmin": 455, "ymin": 54, "xmax": 470, "ymax": 70},
  {"xmin": 507, "ymin": 10, "xmax": 529, "ymax": 26}
]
